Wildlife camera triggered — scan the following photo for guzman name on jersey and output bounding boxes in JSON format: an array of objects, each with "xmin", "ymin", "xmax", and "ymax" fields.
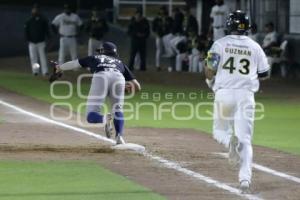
[{"xmin": 225, "ymin": 47, "xmax": 251, "ymax": 56}]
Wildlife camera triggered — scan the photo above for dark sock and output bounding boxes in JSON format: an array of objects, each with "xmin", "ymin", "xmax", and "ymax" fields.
[
  {"xmin": 113, "ymin": 112, "xmax": 124, "ymax": 136},
  {"xmin": 87, "ymin": 112, "xmax": 103, "ymax": 123}
]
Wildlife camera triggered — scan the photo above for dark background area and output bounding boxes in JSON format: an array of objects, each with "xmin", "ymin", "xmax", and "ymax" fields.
[
  {"xmin": 0, "ymin": 0, "xmax": 113, "ymax": 10},
  {"xmin": 0, "ymin": 0, "xmax": 114, "ymax": 57}
]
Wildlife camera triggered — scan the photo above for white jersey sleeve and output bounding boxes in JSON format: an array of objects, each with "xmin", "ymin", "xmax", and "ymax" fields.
[{"xmin": 52, "ymin": 14, "xmax": 62, "ymax": 26}]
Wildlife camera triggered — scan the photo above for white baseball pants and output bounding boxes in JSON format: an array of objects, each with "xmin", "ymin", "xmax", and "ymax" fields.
[
  {"xmin": 189, "ymin": 48, "xmax": 204, "ymax": 73},
  {"xmin": 155, "ymin": 37, "xmax": 163, "ymax": 67},
  {"xmin": 175, "ymin": 53, "xmax": 187, "ymax": 72},
  {"xmin": 162, "ymin": 33, "xmax": 176, "ymax": 57},
  {"xmin": 59, "ymin": 37, "xmax": 77, "ymax": 65},
  {"xmin": 213, "ymin": 89, "xmax": 255, "ymax": 183},
  {"xmin": 28, "ymin": 42, "xmax": 48, "ymax": 75}
]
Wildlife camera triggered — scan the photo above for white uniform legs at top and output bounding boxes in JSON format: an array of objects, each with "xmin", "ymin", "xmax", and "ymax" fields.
[
  {"xmin": 59, "ymin": 37, "xmax": 78, "ymax": 65},
  {"xmin": 175, "ymin": 53, "xmax": 187, "ymax": 72},
  {"xmin": 162, "ymin": 33, "xmax": 175, "ymax": 57}
]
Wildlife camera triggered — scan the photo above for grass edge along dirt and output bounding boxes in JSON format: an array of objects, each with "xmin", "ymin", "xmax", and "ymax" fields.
[{"xmin": 0, "ymin": 70, "xmax": 299, "ymax": 155}]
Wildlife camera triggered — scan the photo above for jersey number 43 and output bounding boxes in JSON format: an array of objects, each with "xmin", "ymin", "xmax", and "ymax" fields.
[{"xmin": 222, "ymin": 57, "xmax": 250, "ymax": 75}]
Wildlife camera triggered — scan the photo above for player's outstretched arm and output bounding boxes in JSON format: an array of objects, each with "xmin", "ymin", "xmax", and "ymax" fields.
[
  {"xmin": 49, "ymin": 60, "xmax": 82, "ymax": 83},
  {"xmin": 57, "ymin": 60, "xmax": 81, "ymax": 71}
]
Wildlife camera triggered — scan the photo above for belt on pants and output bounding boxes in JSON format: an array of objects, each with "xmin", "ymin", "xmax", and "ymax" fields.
[
  {"xmin": 98, "ymin": 68, "xmax": 120, "ymax": 73},
  {"xmin": 213, "ymin": 26, "xmax": 224, "ymax": 29},
  {"xmin": 60, "ymin": 34, "xmax": 76, "ymax": 38}
]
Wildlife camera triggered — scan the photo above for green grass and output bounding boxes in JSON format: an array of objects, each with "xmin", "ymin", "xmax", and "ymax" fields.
[
  {"xmin": 0, "ymin": 70, "xmax": 299, "ymax": 155},
  {"xmin": 0, "ymin": 160, "xmax": 165, "ymax": 200}
]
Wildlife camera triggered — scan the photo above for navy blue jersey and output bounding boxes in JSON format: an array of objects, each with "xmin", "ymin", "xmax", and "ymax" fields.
[{"xmin": 78, "ymin": 55, "xmax": 135, "ymax": 81}]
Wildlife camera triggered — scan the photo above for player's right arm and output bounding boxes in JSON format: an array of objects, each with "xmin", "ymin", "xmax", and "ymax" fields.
[
  {"xmin": 55, "ymin": 56, "xmax": 95, "ymax": 72},
  {"xmin": 123, "ymin": 65, "xmax": 141, "ymax": 93},
  {"xmin": 49, "ymin": 57, "xmax": 93, "ymax": 83},
  {"xmin": 257, "ymin": 46, "xmax": 270, "ymax": 80},
  {"xmin": 58, "ymin": 60, "xmax": 82, "ymax": 71},
  {"xmin": 204, "ymin": 42, "xmax": 221, "ymax": 79},
  {"xmin": 204, "ymin": 41, "xmax": 222, "ymax": 89}
]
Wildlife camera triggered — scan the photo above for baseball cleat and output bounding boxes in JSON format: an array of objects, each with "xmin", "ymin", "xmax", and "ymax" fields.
[
  {"xmin": 116, "ymin": 135, "xmax": 125, "ymax": 145},
  {"xmin": 104, "ymin": 113, "xmax": 113, "ymax": 138},
  {"xmin": 228, "ymin": 135, "xmax": 240, "ymax": 167},
  {"xmin": 240, "ymin": 180, "xmax": 250, "ymax": 194}
]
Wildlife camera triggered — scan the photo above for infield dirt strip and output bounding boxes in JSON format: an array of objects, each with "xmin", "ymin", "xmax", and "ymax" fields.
[{"xmin": 0, "ymin": 88, "xmax": 300, "ymax": 200}]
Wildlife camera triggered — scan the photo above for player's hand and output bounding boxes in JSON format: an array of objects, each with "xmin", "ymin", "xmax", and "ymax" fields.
[
  {"xmin": 125, "ymin": 80, "xmax": 141, "ymax": 94},
  {"xmin": 49, "ymin": 61, "xmax": 63, "ymax": 83},
  {"xmin": 125, "ymin": 82, "xmax": 133, "ymax": 94}
]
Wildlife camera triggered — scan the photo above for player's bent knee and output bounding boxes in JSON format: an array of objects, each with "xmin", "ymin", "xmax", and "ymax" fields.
[{"xmin": 87, "ymin": 112, "xmax": 103, "ymax": 123}]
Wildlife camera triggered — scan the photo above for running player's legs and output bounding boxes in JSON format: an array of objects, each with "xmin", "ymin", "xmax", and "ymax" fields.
[
  {"xmin": 234, "ymin": 90, "xmax": 255, "ymax": 183},
  {"xmin": 213, "ymin": 89, "xmax": 235, "ymax": 148},
  {"xmin": 108, "ymin": 72, "xmax": 125, "ymax": 136},
  {"xmin": 86, "ymin": 72, "xmax": 109, "ymax": 123}
]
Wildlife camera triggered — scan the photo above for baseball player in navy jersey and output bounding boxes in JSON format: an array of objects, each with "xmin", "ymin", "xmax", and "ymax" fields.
[
  {"xmin": 50, "ymin": 42, "xmax": 141, "ymax": 145},
  {"xmin": 205, "ymin": 11, "xmax": 269, "ymax": 192}
]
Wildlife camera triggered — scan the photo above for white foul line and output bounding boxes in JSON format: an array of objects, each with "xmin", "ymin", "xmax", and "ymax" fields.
[
  {"xmin": 0, "ymin": 99, "xmax": 263, "ymax": 200},
  {"xmin": 252, "ymin": 164, "xmax": 300, "ymax": 184},
  {"xmin": 214, "ymin": 153, "xmax": 300, "ymax": 184}
]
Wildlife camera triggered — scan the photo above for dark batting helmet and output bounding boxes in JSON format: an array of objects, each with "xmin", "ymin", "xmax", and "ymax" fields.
[
  {"xmin": 96, "ymin": 42, "xmax": 118, "ymax": 57},
  {"xmin": 226, "ymin": 10, "xmax": 250, "ymax": 35}
]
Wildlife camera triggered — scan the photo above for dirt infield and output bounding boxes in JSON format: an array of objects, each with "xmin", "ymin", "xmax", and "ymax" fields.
[{"xmin": 0, "ymin": 87, "xmax": 300, "ymax": 200}]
